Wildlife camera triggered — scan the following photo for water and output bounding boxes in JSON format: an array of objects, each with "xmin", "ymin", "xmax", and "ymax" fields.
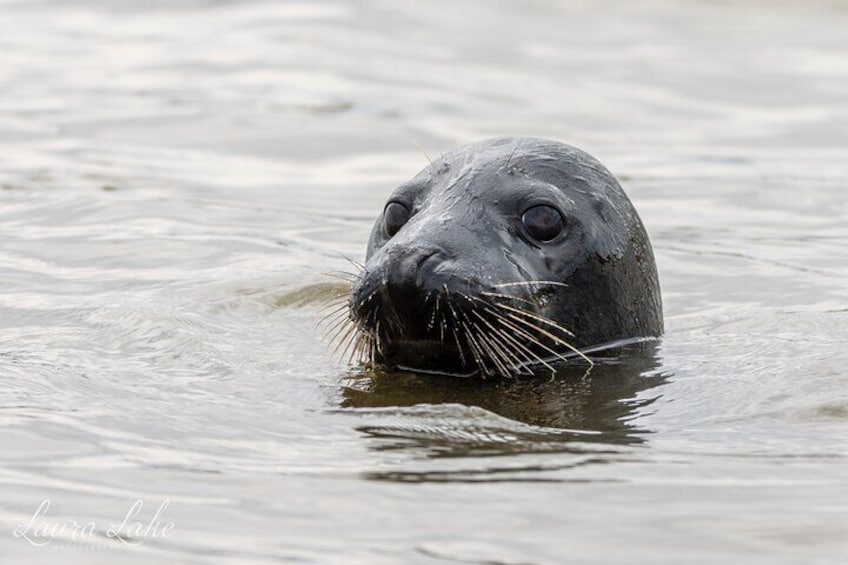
[{"xmin": 1, "ymin": 0, "xmax": 847, "ymax": 562}]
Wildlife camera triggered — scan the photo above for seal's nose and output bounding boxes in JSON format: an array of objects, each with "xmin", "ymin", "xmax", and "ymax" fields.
[
  {"xmin": 385, "ymin": 245, "xmax": 446, "ymax": 306},
  {"xmin": 348, "ymin": 244, "xmax": 449, "ymax": 333},
  {"xmin": 378, "ymin": 245, "xmax": 455, "ymax": 340}
]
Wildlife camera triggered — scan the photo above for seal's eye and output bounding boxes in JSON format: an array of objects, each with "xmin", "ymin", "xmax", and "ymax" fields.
[
  {"xmin": 383, "ymin": 201, "xmax": 411, "ymax": 237},
  {"xmin": 522, "ymin": 205, "xmax": 563, "ymax": 242}
]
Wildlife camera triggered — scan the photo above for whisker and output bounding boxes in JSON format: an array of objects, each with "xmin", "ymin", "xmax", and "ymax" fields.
[
  {"xmin": 493, "ymin": 281, "xmax": 569, "ymax": 289},
  {"xmin": 457, "ymin": 303, "xmax": 507, "ymax": 378},
  {"xmin": 505, "ymin": 144, "xmax": 518, "ymax": 169},
  {"xmin": 488, "ymin": 317, "xmax": 557, "ymax": 375},
  {"xmin": 426, "ymin": 291, "xmax": 440, "ymax": 332},
  {"xmin": 318, "ymin": 298, "xmax": 349, "ymax": 314},
  {"xmin": 316, "ymin": 303, "xmax": 350, "ymax": 327},
  {"xmin": 329, "ymin": 318, "xmax": 358, "ymax": 355},
  {"xmin": 449, "ymin": 321, "xmax": 468, "ymax": 368},
  {"xmin": 348, "ymin": 332, "xmax": 371, "ymax": 366},
  {"xmin": 331, "ymin": 331, "xmax": 357, "ymax": 365},
  {"xmin": 320, "ymin": 290, "xmax": 350, "ymax": 301},
  {"xmin": 452, "ymin": 296, "xmax": 507, "ymax": 378},
  {"xmin": 321, "ymin": 309, "xmax": 354, "ymax": 341},
  {"xmin": 493, "ymin": 324, "xmax": 553, "ymax": 375},
  {"xmin": 469, "ymin": 309, "xmax": 536, "ymax": 376},
  {"xmin": 366, "ymin": 334, "xmax": 376, "ymax": 366},
  {"xmin": 458, "ymin": 319, "xmax": 489, "ymax": 377},
  {"xmin": 458, "ymin": 294, "xmax": 524, "ymax": 377},
  {"xmin": 435, "ymin": 293, "xmax": 446, "ymax": 343},
  {"xmin": 323, "ymin": 271, "xmax": 362, "ymax": 283},
  {"xmin": 374, "ymin": 317, "xmax": 384, "ymax": 357},
  {"xmin": 338, "ymin": 254, "xmax": 366, "ymax": 273},
  {"xmin": 336, "ymin": 322, "xmax": 362, "ymax": 361},
  {"xmin": 480, "ymin": 291, "xmax": 538, "ymax": 307},
  {"xmin": 320, "ymin": 319, "xmax": 351, "ymax": 347},
  {"xmin": 466, "ymin": 296, "xmax": 556, "ymax": 374},
  {"xmin": 491, "ymin": 302, "xmax": 576, "ymax": 337},
  {"xmin": 444, "ymin": 285, "xmax": 468, "ymax": 368},
  {"xmin": 485, "ymin": 307, "xmax": 572, "ymax": 366},
  {"xmin": 469, "ymin": 319, "xmax": 515, "ymax": 379},
  {"xmin": 347, "ymin": 333, "xmax": 363, "ymax": 365},
  {"xmin": 493, "ymin": 307, "xmax": 593, "ymax": 366}
]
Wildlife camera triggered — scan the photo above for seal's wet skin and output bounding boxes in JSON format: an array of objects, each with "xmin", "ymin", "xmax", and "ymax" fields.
[{"xmin": 336, "ymin": 137, "xmax": 663, "ymax": 378}]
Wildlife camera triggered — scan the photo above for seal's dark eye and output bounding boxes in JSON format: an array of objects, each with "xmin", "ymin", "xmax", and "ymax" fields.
[
  {"xmin": 383, "ymin": 201, "xmax": 411, "ymax": 237},
  {"xmin": 521, "ymin": 205, "xmax": 563, "ymax": 242}
]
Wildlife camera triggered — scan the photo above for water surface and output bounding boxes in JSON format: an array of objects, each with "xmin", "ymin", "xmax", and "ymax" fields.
[{"xmin": 1, "ymin": 0, "xmax": 847, "ymax": 563}]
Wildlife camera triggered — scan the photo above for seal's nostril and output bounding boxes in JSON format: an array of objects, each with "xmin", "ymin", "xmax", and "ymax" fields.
[{"xmin": 416, "ymin": 247, "xmax": 442, "ymax": 269}]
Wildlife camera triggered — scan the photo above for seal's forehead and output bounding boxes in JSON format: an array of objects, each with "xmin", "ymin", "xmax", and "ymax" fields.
[
  {"xmin": 450, "ymin": 137, "xmax": 581, "ymax": 164},
  {"xmin": 391, "ymin": 137, "xmax": 622, "ymax": 206},
  {"xmin": 440, "ymin": 137, "xmax": 614, "ymax": 185}
]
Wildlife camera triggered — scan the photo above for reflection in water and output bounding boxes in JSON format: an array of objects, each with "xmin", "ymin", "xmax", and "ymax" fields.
[{"xmin": 340, "ymin": 342, "xmax": 669, "ymax": 476}]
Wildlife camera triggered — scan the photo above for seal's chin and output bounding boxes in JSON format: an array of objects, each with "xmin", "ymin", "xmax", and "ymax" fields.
[{"xmin": 380, "ymin": 339, "xmax": 470, "ymax": 376}]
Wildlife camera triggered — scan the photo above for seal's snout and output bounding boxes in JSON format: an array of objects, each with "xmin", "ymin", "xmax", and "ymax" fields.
[
  {"xmin": 379, "ymin": 244, "xmax": 455, "ymax": 334},
  {"xmin": 385, "ymin": 245, "xmax": 448, "ymax": 299},
  {"xmin": 349, "ymin": 239, "xmax": 490, "ymax": 371},
  {"xmin": 349, "ymin": 244, "xmax": 451, "ymax": 334}
]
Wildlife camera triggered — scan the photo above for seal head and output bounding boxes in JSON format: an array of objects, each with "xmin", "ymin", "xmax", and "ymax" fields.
[{"xmin": 347, "ymin": 137, "xmax": 662, "ymax": 377}]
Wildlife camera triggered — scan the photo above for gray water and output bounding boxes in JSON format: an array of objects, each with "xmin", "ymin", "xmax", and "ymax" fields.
[{"xmin": 1, "ymin": 0, "xmax": 847, "ymax": 563}]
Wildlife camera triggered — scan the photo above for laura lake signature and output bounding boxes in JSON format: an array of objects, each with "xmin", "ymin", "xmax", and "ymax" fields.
[{"xmin": 12, "ymin": 499, "xmax": 175, "ymax": 547}]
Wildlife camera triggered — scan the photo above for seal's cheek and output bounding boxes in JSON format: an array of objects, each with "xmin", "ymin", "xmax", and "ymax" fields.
[{"xmin": 507, "ymin": 240, "xmax": 589, "ymax": 286}]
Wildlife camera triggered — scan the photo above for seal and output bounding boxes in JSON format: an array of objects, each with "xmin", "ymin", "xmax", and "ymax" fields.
[{"xmin": 333, "ymin": 137, "xmax": 662, "ymax": 378}]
